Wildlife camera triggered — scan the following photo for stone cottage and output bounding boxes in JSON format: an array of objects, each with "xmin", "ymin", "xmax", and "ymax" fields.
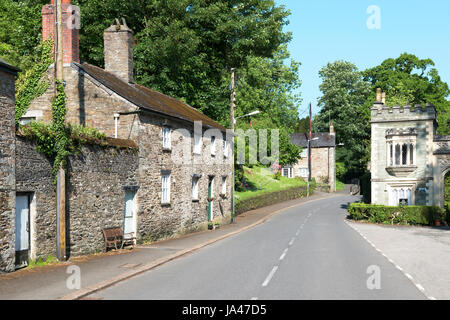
[
  {"xmin": 0, "ymin": 59, "xmax": 20, "ymax": 273},
  {"xmin": 370, "ymin": 89, "xmax": 450, "ymax": 207},
  {"xmin": 1, "ymin": 0, "xmax": 232, "ymax": 272},
  {"xmin": 286, "ymin": 124, "xmax": 336, "ymax": 192}
]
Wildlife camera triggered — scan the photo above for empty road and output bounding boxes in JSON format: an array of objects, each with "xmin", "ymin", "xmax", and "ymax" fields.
[{"xmin": 87, "ymin": 195, "xmax": 426, "ymax": 300}]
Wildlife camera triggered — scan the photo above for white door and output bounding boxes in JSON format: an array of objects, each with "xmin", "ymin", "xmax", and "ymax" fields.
[
  {"xmin": 15, "ymin": 195, "xmax": 30, "ymax": 252},
  {"xmin": 124, "ymin": 191, "xmax": 137, "ymax": 241}
]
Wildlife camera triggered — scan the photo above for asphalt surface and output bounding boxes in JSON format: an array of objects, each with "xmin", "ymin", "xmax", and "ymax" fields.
[{"xmin": 87, "ymin": 195, "xmax": 426, "ymax": 300}]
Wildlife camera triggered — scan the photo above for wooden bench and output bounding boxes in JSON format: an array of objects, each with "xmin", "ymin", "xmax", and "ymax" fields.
[{"xmin": 102, "ymin": 227, "xmax": 136, "ymax": 251}]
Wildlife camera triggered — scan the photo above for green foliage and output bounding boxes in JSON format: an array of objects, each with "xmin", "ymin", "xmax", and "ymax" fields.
[
  {"xmin": 335, "ymin": 162, "xmax": 346, "ymax": 181},
  {"xmin": 0, "ymin": 0, "xmax": 48, "ymax": 71},
  {"xmin": 363, "ymin": 53, "xmax": 450, "ymax": 135},
  {"xmin": 273, "ymin": 171, "xmax": 281, "ymax": 180},
  {"xmin": 445, "ymin": 172, "xmax": 450, "ymax": 203},
  {"xmin": 15, "ymin": 39, "xmax": 53, "ymax": 123},
  {"xmin": 235, "ymin": 185, "xmax": 310, "ymax": 216},
  {"xmin": 314, "ymin": 61, "xmax": 372, "ymax": 178},
  {"xmin": 347, "ymin": 203, "xmax": 446, "ymax": 225}
]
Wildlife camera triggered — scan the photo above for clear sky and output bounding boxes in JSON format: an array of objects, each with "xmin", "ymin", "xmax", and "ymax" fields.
[{"xmin": 275, "ymin": 0, "xmax": 450, "ymax": 118}]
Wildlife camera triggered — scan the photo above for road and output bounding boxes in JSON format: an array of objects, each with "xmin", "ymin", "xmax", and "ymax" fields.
[{"xmin": 87, "ymin": 195, "xmax": 426, "ymax": 300}]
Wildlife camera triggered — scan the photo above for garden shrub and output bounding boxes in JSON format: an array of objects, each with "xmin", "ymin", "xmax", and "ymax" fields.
[
  {"xmin": 235, "ymin": 184, "xmax": 315, "ymax": 215},
  {"xmin": 348, "ymin": 203, "xmax": 446, "ymax": 226}
]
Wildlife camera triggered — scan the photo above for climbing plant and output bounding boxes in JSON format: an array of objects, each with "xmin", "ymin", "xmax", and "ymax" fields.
[{"xmin": 15, "ymin": 39, "xmax": 53, "ymax": 123}]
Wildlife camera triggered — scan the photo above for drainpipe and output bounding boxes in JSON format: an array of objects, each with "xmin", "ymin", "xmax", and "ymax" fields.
[{"xmin": 114, "ymin": 113, "xmax": 120, "ymax": 138}]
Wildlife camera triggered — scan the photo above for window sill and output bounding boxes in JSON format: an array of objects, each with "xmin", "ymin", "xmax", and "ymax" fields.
[
  {"xmin": 386, "ymin": 165, "xmax": 417, "ymax": 177},
  {"xmin": 162, "ymin": 148, "xmax": 172, "ymax": 152},
  {"xmin": 161, "ymin": 202, "xmax": 171, "ymax": 207}
]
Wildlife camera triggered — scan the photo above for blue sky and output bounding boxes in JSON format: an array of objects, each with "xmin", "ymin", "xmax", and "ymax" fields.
[{"xmin": 275, "ymin": 0, "xmax": 450, "ymax": 118}]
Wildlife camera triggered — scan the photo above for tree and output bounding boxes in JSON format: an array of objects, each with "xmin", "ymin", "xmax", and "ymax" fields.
[
  {"xmin": 363, "ymin": 53, "xmax": 450, "ymax": 135},
  {"xmin": 0, "ymin": 0, "xmax": 48, "ymax": 70},
  {"xmin": 314, "ymin": 60, "xmax": 371, "ymax": 178}
]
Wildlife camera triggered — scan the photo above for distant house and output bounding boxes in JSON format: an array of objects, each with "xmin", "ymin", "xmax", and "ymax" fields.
[{"xmin": 285, "ymin": 124, "xmax": 336, "ymax": 192}]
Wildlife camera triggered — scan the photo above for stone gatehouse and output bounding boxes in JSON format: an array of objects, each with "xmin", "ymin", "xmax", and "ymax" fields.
[
  {"xmin": 370, "ymin": 89, "xmax": 450, "ymax": 207},
  {"xmin": 0, "ymin": 0, "xmax": 232, "ymax": 273}
]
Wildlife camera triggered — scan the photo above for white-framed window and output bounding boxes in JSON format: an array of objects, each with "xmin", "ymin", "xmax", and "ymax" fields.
[
  {"xmin": 194, "ymin": 133, "xmax": 202, "ymax": 154},
  {"xmin": 19, "ymin": 117, "xmax": 36, "ymax": 125},
  {"xmin": 211, "ymin": 136, "xmax": 216, "ymax": 156},
  {"xmin": 282, "ymin": 167, "xmax": 293, "ymax": 178},
  {"xmin": 223, "ymin": 140, "xmax": 229, "ymax": 158},
  {"xmin": 300, "ymin": 149, "xmax": 307, "ymax": 158},
  {"xmin": 161, "ymin": 173, "xmax": 171, "ymax": 204},
  {"xmin": 192, "ymin": 175, "xmax": 200, "ymax": 200},
  {"xmin": 162, "ymin": 127, "xmax": 171, "ymax": 150},
  {"xmin": 221, "ymin": 176, "xmax": 227, "ymax": 195}
]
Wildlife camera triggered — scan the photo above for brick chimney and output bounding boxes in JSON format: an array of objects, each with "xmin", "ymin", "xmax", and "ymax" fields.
[
  {"xmin": 104, "ymin": 19, "xmax": 134, "ymax": 83},
  {"xmin": 42, "ymin": 0, "xmax": 80, "ymax": 64}
]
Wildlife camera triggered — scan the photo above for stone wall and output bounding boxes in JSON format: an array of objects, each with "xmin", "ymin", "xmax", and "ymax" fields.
[
  {"xmin": 0, "ymin": 69, "xmax": 16, "ymax": 273},
  {"xmin": 15, "ymin": 137, "xmax": 139, "ymax": 259}
]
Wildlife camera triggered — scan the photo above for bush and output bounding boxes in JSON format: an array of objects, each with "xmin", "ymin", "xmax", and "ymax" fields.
[
  {"xmin": 348, "ymin": 203, "xmax": 446, "ymax": 226},
  {"xmin": 235, "ymin": 185, "xmax": 314, "ymax": 215}
]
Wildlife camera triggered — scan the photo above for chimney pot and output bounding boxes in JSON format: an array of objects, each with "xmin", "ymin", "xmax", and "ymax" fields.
[{"xmin": 376, "ymin": 88, "xmax": 382, "ymax": 102}]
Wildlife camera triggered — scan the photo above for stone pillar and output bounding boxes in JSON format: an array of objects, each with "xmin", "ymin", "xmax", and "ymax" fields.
[
  {"xmin": 104, "ymin": 19, "xmax": 134, "ymax": 83},
  {"xmin": 0, "ymin": 60, "xmax": 19, "ymax": 273}
]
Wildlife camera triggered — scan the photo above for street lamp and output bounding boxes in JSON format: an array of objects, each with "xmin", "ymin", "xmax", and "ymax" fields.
[
  {"xmin": 307, "ymin": 137, "xmax": 319, "ymax": 197},
  {"xmin": 233, "ymin": 110, "xmax": 260, "ymax": 124},
  {"xmin": 231, "ymin": 110, "xmax": 260, "ymax": 223}
]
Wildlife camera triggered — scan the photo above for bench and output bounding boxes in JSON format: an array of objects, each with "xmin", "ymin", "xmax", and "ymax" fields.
[{"xmin": 102, "ymin": 227, "xmax": 136, "ymax": 251}]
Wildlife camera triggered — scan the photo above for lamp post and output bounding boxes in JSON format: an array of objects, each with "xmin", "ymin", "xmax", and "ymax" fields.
[
  {"xmin": 307, "ymin": 137, "xmax": 319, "ymax": 197},
  {"xmin": 231, "ymin": 110, "xmax": 260, "ymax": 223}
]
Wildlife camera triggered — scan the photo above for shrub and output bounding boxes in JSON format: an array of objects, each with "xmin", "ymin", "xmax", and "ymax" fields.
[
  {"xmin": 273, "ymin": 171, "xmax": 281, "ymax": 180},
  {"xmin": 347, "ymin": 203, "xmax": 446, "ymax": 226},
  {"xmin": 235, "ymin": 184, "xmax": 315, "ymax": 215}
]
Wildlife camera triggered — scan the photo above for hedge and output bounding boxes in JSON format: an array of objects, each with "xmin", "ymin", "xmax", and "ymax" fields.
[
  {"xmin": 347, "ymin": 203, "xmax": 446, "ymax": 226},
  {"xmin": 235, "ymin": 185, "xmax": 314, "ymax": 216}
]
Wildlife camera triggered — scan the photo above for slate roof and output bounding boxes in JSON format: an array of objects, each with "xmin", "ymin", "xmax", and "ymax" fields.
[
  {"xmin": 290, "ymin": 132, "xmax": 336, "ymax": 148},
  {"xmin": 73, "ymin": 62, "xmax": 226, "ymax": 132},
  {"xmin": 0, "ymin": 59, "xmax": 20, "ymax": 74}
]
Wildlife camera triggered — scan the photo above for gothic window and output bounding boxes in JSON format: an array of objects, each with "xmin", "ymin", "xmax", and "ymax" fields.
[
  {"xmin": 385, "ymin": 128, "xmax": 417, "ymax": 168},
  {"xmin": 389, "ymin": 187, "xmax": 413, "ymax": 206},
  {"xmin": 395, "ymin": 144, "xmax": 401, "ymax": 165},
  {"xmin": 402, "ymin": 144, "xmax": 408, "ymax": 165}
]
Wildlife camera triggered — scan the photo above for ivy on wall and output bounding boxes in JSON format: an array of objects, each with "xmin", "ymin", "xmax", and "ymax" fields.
[{"xmin": 15, "ymin": 39, "xmax": 53, "ymax": 123}]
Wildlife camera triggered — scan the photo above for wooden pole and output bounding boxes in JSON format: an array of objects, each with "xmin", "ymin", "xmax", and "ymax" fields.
[
  {"xmin": 55, "ymin": 0, "xmax": 66, "ymax": 261},
  {"xmin": 230, "ymin": 68, "xmax": 235, "ymax": 223}
]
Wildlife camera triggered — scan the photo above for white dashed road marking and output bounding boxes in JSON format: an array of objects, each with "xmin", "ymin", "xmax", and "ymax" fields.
[{"xmin": 262, "ymin": 266, "xmax": 279, "ymax": 287}]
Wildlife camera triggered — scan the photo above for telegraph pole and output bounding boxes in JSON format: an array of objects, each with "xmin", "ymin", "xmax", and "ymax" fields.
[
  {"xmin": 55, "ymin": 0, "xmax": 66, "ymax": 261},
  {"xmin": 307, "ymin": 102, "xmax": 312, "ymax": 196},
  {"xmin": 230, "ymin": 68, "xmax": 236, "ymax": 223}
]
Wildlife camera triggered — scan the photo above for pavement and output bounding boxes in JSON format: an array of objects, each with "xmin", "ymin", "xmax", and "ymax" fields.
[
  {"xmin": 0, "ymin": 190, "xmax": 337, "ymax": 300},
  {"xmin": 347, "ymin": 220, "xmax": 450, "ymax": 300}
]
